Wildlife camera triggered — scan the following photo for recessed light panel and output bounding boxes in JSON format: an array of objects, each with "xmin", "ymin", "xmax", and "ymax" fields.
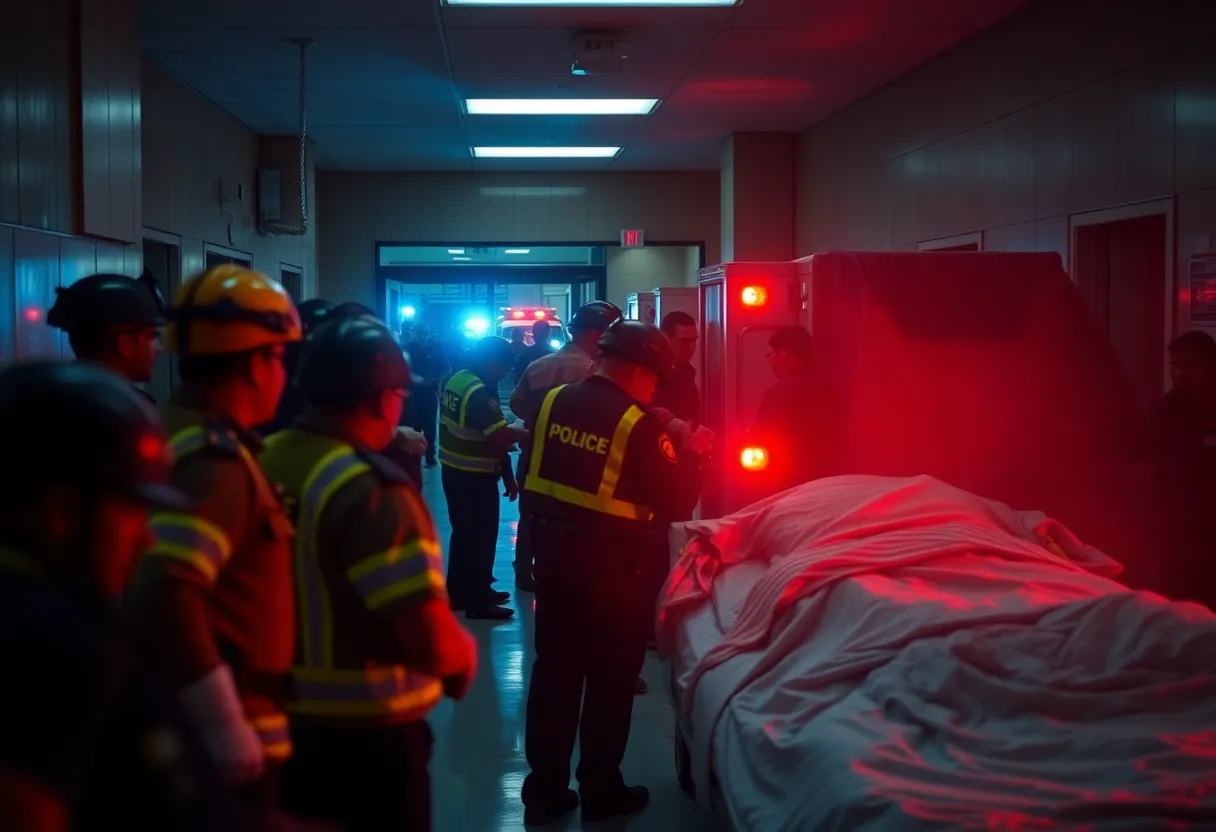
[
  {"xmin": 472, "ymin": 147, "xmax": 621, "ymax": 158},
  {"xmin": 447, "ymin": 0, "xmax": 735, "ymax": 5},
  {"xmin": 465, "ymin": 99, "xmax": 659, "ymax": 116},
  {"xmin": 504, "ymin": 249, "xmax": 531, "ymax": 254}
]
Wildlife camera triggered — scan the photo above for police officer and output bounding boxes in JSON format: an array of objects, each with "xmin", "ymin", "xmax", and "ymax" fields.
[
  {"xmin": 520, "ymin": 320, "xmax": 704, "ymax": 826},
  {"xmin": 127, "ymin": 264, "xmax": 301, "ymax": 809},
  {"xmin": 259, "ymin": 298, "xmax": 337, "ymax": 435},
  {"xmin": 0, "ymin": 362, "xmax": 252, "ymax": 831},
  {"xmin": 439, "ymin": 335, "xmax": 529, "ymax": 620},
  {"xmin": 46, "ymin": 270, "xmax": 166, "ymax": 403},
  {"xmin": 262, "ymin": 315, "xmax": 477, "ymax": 831},
  {"xmin": 510, "ymin": 301, "xmax": 623, "ymax": 593}
]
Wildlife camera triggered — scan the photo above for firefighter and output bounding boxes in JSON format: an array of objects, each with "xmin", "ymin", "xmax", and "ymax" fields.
[
  {"xmin": 509, "ymin": 301, "xmax": 623, "ymax": 593},
  {"xmin": 126, "ymin": 264, "xmax": 301, "ymax": 810},
  {"xmin": 46, "ymin": 270, "xmax": 166, "ymax": 403},
  {"xmin": 0, "ymin": 361, "xmax": 253, "ymax": 831},
  {"xmin": 259, "ymin": 298, "xmax": 338, "ymax": 435},
  {"xmin": 520, "ymin": 320, "xmax": 706, "ymax": 827},
  {"xmin": 262, "ymin": 314, "xmax": 476, "ymax": 831},
  {"xmin": 439, "ymin": 335, "xmax": 529, "ymax": 619}
]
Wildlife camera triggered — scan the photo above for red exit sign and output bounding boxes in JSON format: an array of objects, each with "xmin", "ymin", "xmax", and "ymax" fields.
[{"xmin": 621, "ymin": 229, "xmax": 645, "ymax": 248}]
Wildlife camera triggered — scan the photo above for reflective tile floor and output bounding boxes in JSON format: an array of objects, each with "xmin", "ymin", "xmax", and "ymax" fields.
[{"xmin": 419, "ymin": 459, "xmax": 717, "ymax": 831}]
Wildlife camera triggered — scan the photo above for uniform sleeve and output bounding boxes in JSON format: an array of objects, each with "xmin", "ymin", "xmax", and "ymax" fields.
[
  {"xmin": 463, "ymin": 385, "xmax": 509, "ymax": 435},
  {"xmin": 626, "ymin": 413, "xmax": 701, "ymax": 521},
  {"xmin": 127, "ymin": 455, "xmax": 253, "ymax": 687},
  {"xmin": 320, "ymin": 474, "xmax": 447, "ymax": 618}
]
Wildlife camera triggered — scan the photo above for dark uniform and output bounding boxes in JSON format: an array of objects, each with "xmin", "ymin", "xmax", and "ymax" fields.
[
  {"xmin": 264, "ymin": 315, "xmax": 475, "ymax": 831},
  {"xmin": 522, "ymin": 321, "xmax": 701, "ymax": 826},
  {"xmin": 260, "ymin": 298, "xmax": 337, "ymax": 435},
  {"xmin": 0, "ymin": 361, "xmax": 251, "ymax": 831},
  {"xmin": 407, "ymin": 335, "xmax": 450, "ymax": 466},
  {"xmin": 46, "ymin": 269, "xmax": 166, "ymax": 405},
  {"xmin": 127, "ymin": 265, "xmax": 302, "ymax": 808},
  {"xmin": 439, "ymin": 341, "xmax": 519, "ymax": 618}
]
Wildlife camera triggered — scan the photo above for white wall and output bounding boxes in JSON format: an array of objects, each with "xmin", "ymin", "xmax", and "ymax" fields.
[
  {"xmin": 318, "ymin": 172, "xmax": 719, "ymax": 308},
  {"xmin": 604, "ymin": 245, "xmax": 699, "ymax": 310}
]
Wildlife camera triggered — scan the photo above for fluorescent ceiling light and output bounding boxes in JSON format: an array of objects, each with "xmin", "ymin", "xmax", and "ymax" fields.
[
  {"xmin": 452, "ymin": 256, "xmax": 471, "ymax": 261},
  {"xmin": 504, "ymin": 249, "xmax": 531, "ymax": 255},
  {"xmin": 447, "ymin": 248, "xmax": 465, "ymax": 254},
  {"xmin": 473, "ymin": 146, "xmax": 620, "ymax": 158},
  {"xmin": 466, "ymin": 99, "xmax": 659, "ymax": 116},
  {"xmin": 447, "ymin": 0, "xmax": 735, "ymax": 5}
]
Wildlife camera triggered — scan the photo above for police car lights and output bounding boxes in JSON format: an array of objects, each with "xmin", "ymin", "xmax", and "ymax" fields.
[
  {"xmin": 740, "ymin": 446, "xmax": 769, "ymax": 471},
  {"xmin": 464, "ymin": 316, "xmax": 491, "ymax": 337}
]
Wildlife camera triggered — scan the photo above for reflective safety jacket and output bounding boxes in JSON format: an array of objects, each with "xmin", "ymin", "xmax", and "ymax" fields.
[
  {"xmin": 525, "ymin": 376, "xmax": 701, "ymax": 533},
  {"xmin": 260, "ymin": 424, "xmax": 445, "ymax": 727},
  {"xmin": 127, "ymin": 393, "xmax": 296, "ymax": 763},
  {"xmin": 438, "ymin": 369, "xmax": 507, "ymax": 475}
]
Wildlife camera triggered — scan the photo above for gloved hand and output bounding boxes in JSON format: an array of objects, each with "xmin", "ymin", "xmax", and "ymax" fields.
[
  {"xmin": 178, "ymin": 665, "xmax": 265, "ymax": 784},
  {"xmin": 687, "ymin": 426, "xmax": 716, "ymax": 456},
  {"xmin": 442, "ymin": 628, "xmax": 478, "ymax": 701},
  {"xmin": 397, "ymin": 427, "xmax": 428, "ymax": 457}
]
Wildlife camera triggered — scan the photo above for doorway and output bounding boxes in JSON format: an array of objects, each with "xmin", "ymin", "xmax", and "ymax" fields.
[
  {"xmin": 1073, "ymin": 211, "xmax": 1169, "ymax": 411},
  {"xmin": 143, "ymin": 236, "xmax": 180, "ymax": 403}
]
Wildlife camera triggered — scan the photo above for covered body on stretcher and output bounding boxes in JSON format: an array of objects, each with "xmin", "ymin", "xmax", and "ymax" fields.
[{"xmin": 658, "ymin": 474, "xmax": 1216, "ymax": 832}]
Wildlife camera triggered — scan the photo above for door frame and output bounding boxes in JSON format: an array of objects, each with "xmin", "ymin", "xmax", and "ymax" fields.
[
  {"xmin": 204, "ymin": 241, "xmax": 254, "ymax": 267},
  {"xmin": 1068, "ymin": 197, "xmax": 1175, "ymax": 395},
  {"xmin": 917, "ymin": 231, "xmax": 984, "ymax": 251}
]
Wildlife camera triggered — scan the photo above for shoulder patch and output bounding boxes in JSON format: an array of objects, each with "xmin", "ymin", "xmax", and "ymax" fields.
[
  {"xmin": 658, "ymin": 433, "xmax": 678, "ymax": 463},
  {"xmin": 354, "ymin": 445, "xmax": 412, "ymax": 485}
]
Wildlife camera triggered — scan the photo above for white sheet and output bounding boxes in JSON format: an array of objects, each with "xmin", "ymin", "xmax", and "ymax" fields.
[{"xmin": 659, "ymin": 475, "xmax": 1216, "ymax": 831}]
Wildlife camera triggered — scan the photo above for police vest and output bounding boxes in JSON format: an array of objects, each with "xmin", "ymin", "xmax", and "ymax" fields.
[
  {"xmin": 524, "ymin": 383, "xmax": 655, "ymax": 522},
  {"xmin": 260, "ymin": 429, "xmax": 443, "ymax": 725},
  {"xmin": 143, "ymin": 406, "xmax": 296, "ymax": 762},
  {"xmin": 438, "ymin": 369, "xmax": 504, "ymax": 474}
]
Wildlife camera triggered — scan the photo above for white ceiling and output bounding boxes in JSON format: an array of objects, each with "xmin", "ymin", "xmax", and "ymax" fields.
[{"xmin": 140, "ymin": 0, "xmax": 1031, "ymax": 171}]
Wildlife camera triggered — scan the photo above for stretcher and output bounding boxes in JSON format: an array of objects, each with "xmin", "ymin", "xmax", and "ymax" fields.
[{"xmin": 658, "ymin": 475, "xmax": 1216, "ymax": 832}]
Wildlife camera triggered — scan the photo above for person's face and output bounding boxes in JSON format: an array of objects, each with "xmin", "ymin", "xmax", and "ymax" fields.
[
  {"xmin": 669, "ymin": 324, "xmax": 697, "ymax": 365},
  {"xmin": 90, "ymin": 495, "xmax": 155, "ymax": 598},
  {"xmin": 766, "ymin": 347, "xmax": 795, "ymax": 379},
  {"xmin": 250, "ymin": 344, "xmax": 289, "ymax": 423},
  {"xmin": 416, "ymin": 324, "xmax": 431, "ymax": 341},
  {"xmin": 484, "ymin": 360, "xmax": 510, "ymax": 384},
  {"xmin": 115, "ymin": 327, "xmax": 162, "ymax": 383},
  {"xmin": 1170, "ymin": 351, "xmax": 1215, "ymax": 396}
]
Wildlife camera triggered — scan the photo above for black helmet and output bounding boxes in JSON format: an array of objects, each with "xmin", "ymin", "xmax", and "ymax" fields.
[
  {"xmin": 297, "ymin": 298, "xmax": 339, "ymax": 336},
  {"xmin": 597, "ymin": 320, "xmax": 676, "ymax": 379},
  {"xmin": 569, "ymin": 301, "xmax": 623, "ymax": 333},
  {"xmin": 297, "ymin": 315, "xmax": 419, "ymax": 407},
  {"xmin": 332, "ymin": 302, "xmax": 381, "ymax": 322},
  {"xmin": 470, "ymin": 335, "xmax": 515, "ymax": 368},
  {"xmin": 47, "ymin": 272, "xmax": 166, "ymax": 332},
  {"xmin": 0, "ymin": 361, "xmax": 186, "ymax": 509}
]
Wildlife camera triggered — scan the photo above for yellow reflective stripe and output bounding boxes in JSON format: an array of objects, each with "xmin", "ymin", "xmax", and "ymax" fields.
[
  {"xmin": 168, "ymin": 425, "xmax": 207, "ymax": 462},
  {"xmin": 437, "ymin": 447, "xmax": 500, "ymax": 472},
  {"xmin": 146, "ymin": 512, "xmax": 233, "ymax": 583},
  {"xmin": 288, "ymin": 665, "xmax": 442, "ymax": 720},
  {"xmin": 598, "ymin": 405, "xmax": 644, "ymax": 498},
  {"xmin": 482, "ymin": 418, "xmax": 508, "ymax": 436},
  {"xmin": 456, "ymin": 374, "xmax": 484, "ymax": 424},
  {"xmin": 248, "ymin": 713, "xmax": 292, "ymax": 760},
  {"xmin": 439, "ymin": 415, "xmax": 485, "ymax": 441},
  {"xmin": 346, "ymin": 538, "xmax": 444, "ymax": 611},
  {"xmin": 297, "ymin": 448, "xmax": 372, "ymax": 668},
  {"xmin": 525, "ymin": 385, "xmax": 653, "ymax": 521}
]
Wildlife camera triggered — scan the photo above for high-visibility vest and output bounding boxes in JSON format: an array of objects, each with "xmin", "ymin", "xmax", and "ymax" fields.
[
  {"xmin": 438, "ymin": 369, "xmax": 506, "ymax": 474},
  {"xmin": 260, "ymin": 430, "xmax": 443, "ymax": 724},
  {"xmin": 524, "ymin": 383, "xmax": 654, "ymax": 522}
]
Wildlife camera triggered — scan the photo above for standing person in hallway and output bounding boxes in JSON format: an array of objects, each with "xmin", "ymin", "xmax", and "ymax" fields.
[
  {"xmin": 0, "ymin": 362, "xmax": 255, "ymax": 832},
  {"xmin": 127, "ymin": 265, "xmax": 301, "ymax": 811},
  {"xmin": 509, "ymin": 301, "xmax": 623, "ymax": 593},
  {"xmin": 262, "ymin": 315, "xmax": 477, "ymax": 832},
  {"xmin": 652, "ymin": 310, "xmax": 701, "ymax": 427},
  {"xmin": 439, "ymin": 335, "xmax": 528, "ymax": 620},
  {"xmin": 749, "ymin": 324, "xmax": 820, "ymax": 492},
  {"xmin": 514, "ymin": 319, "xmax": 555, "ymax": 382},
  {"xmin": 407, "ymin": 323, "xmax": 449, "ymax": 468},
  {"xmin": 46, "ymin": 270, "xmax": 166, "ymax": 404},
  {"xmin": 520, "ymin": 321, "xmax": 706, "ymax": 827},
  {"xmin": 259, "ymin": 298, "xmax": 338, "ymax": 435}
]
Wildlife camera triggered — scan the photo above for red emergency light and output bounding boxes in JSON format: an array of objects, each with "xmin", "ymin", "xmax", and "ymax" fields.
[
  {"xmin": 22, "ymin": 307, "xmax": 40, "ymax": 323},
  {"xmin": 533, "ymin": 309, "xmax": 546, "ymax": 319},
  {"xmin": 740, "ymin": 285, "xmax": 767, "ymax": 307},
  {"xmin": 740, "ymin": 446, "xmax": 769, "ymax": 471},
  {"xmin": 511, "ymin": 310, "xmax": 525, "ymax": 319}
]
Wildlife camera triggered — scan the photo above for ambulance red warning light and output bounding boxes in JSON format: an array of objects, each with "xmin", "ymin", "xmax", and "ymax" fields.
[
  {"xmin": 740, "ymin": 285, "xmax": 767, "ymax": 307},
  {"xmin": 740, "ymin": 446, "xmax": 769, "ymax": 471}
]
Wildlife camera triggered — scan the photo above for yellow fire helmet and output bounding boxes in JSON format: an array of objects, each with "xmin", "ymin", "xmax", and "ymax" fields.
[{"xmin": 165, "ymin": 264, "xmax": 303, "ymax": 355}]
